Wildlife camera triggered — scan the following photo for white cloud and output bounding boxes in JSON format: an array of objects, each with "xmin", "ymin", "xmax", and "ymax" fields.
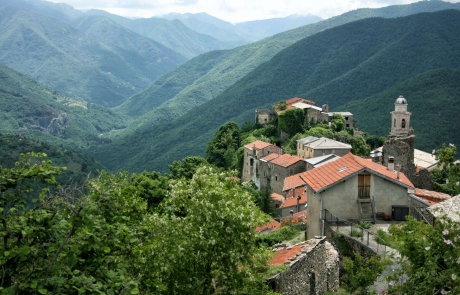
[{"xmin": 46, "ymin": 0, "xmax": 460, "ymax": 23}]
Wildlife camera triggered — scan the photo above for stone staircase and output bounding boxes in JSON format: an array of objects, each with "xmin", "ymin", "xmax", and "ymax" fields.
[{"xmin": 357, "ymin": 197, "xmax": 376, "ymax": 222}]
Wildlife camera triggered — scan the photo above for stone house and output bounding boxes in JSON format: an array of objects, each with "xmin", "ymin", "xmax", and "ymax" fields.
[
  {"xmin": 259, "ymin": 153, "xmax": 307, "ymax": 194},
  {"xmin": 301, "ymin": 153, "xmax": 414, "ymax": 239},
  {"xmin": 328, "ymin": 111, "xmax": 354, "ymax": 129},
  {"xmin": 241, "ymin": 140, "xmax": 283, "ymax": 185},
  {"xmin": 267, "ymin": 237, "xmax": 339, "ymax": 294},
  {"xmin": 296, "ymin": 136, "xmax": 352, "ymax": 159}
]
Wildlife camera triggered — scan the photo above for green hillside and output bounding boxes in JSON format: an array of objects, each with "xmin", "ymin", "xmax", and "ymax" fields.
[
  {"xmin": 85, "ymin": 10, "xmax": 243, "ymax": 59},
  {"xmin": 0, "ymin": 5, "xmax": 186, "ymax": 107},
  {"xmin": 160, "ymin": 12, "xmax": 249, "ymax": 43},
  {"xmin": 117, "ymin": 1, "xmax": 460, "ymax": 124},
  {"xmin": 0, "ymin": 134, "xmax": 104, "ymax": 185},
  {"xmin": 93, "ymin": 10, "xmax": 460, "ymax": 172},
  {"xmin": 0, "ymin": 63, "xmax": 128, "ymax": 151},
  {"xmin": 338, "ymin": 68, "xmax": 460, "ymax": 151}
]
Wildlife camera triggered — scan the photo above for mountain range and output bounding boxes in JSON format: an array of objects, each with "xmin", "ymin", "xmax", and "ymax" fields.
[
  {"xmin": 92, "ymin": 9, "xmax": 460, "ymax": 172},
  {"xmin": 1, "ymin": 0, "xmax": 460, "ymax": 173}
]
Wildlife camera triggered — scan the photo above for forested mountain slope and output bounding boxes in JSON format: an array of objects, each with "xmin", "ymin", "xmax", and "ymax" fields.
[
  {"xmin": 116, "ymin": 1, "xmax": 460, "ymax": 126},
  {"xmin": 84, "ymin": 10, "xmax": 242, "ymax": 59},
  {"xmin": 338, "ymin": 68, "xmax": 460, "ymax": 151},
  {"xmin": 94, "ymin": 10, "xmax": 460, "ymax": 172},
  {"xmin": 0, "ymin": 63, "xmax": 128, "ymax": 151},
  {"xmin": 0, "ymin": 5, "xmax": 186, "ymax": 107}
]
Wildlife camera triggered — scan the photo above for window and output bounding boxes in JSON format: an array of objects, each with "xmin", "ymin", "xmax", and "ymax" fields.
[
  {"xmin": 346, "ymin": 124, "xmax": 349, "ymax": 128},
  {"xmin": 345, "ymin": 117, "xmax": 349, "ymax": 120},
  {"xmin": 250, "ymin": 159, "xmax": 254, "ymax": 166},
  {"xmin": 275, "ymin": 175, "xmax": 278, "ymax": 181},
  {"xmin": 275, "ymin": 204, "xmax": 280, "ymax": 209},
  {"xmin": 394, "ymin": 119, "xmax": 396, "ymax": 128},
  {"xmin": 402, "ymin": 119, "xmax": 406, "ymax": 128}
]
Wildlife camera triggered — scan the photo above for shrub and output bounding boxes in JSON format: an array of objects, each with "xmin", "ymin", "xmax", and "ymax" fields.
[
  {"xmin": 359, "ymin": 221, "xmax": 372, "ymax": 229},
  {"xmin": 351, "ymin": 228, "xmax": 363, "ymax": 237}
]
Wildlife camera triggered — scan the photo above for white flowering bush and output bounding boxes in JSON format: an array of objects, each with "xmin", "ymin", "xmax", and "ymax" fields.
[
  {"xmin": 388, "ymin": 216, "xmax": 460, "ymax": 294},
  {"xmin": 161, "ymin": 166, "xmax": 269, "ymax": 294}
]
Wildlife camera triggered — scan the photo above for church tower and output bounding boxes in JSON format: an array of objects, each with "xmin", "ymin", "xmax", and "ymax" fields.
[{"xmin": 390, "ymin": 95, "xmax": 411, "ymax": 136}]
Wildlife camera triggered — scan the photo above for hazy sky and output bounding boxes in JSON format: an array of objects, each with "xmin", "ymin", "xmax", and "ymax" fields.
[{"xmin": 46, "ymin": 0, "xmax": 460, "ymax": 23}]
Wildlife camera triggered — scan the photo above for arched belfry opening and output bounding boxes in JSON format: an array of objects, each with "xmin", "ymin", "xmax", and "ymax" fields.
[{"xmin": 390, "ymin": 95, "xmax": 411, "ymax": 136}]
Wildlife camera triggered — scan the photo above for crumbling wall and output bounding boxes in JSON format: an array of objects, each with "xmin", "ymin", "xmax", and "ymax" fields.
[{"xmin": 268, "ymin": 237, "xmax": 339, "ymax": 295}]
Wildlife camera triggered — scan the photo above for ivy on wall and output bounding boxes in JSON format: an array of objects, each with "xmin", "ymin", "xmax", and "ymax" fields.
[{"xmin": 278, "ymin": 108, "xmax": 305, "ymax": 136}]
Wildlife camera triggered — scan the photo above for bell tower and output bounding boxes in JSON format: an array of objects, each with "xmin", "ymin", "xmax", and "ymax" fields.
[{"xmin": 390, "ymin": 95, "xmax": 411, "ymax": 136}]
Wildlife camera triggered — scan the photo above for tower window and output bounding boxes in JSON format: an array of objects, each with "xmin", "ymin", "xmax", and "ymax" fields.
[
  {"xmin": 394, "ymin": 119, "xmax": 396, "ymax": 128},
  {"xmin": 402, "ymin": 119, "xmax": 406, "ymax": 128}
]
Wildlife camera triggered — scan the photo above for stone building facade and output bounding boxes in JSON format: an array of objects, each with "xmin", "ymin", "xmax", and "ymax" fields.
[
  {"xmin": 255, "ymin": 109, "xmax": 273, "ymax": 126},
  {"xmin": 267, "ymin": 237, "xmax": 339, "ymax": 295},
  {"xmin": 242, "ymin": 140, "xmax": 283, "ymax": 185},
  {"xmin": 259, "ymin": 153, "xmax": 307, "ymax": 194}
]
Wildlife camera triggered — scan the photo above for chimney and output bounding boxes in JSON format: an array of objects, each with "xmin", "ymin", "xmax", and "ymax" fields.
[
  {"xmin": 396, "ymin": 164, "xmax": 400, "ymax": 179},
  {"xmin": 388, "ymin": 156, "xmax": 395, "ymax": 171}
]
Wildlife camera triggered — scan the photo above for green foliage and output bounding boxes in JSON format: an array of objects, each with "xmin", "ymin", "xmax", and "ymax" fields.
[
  {"xmin": 0, "ymin": 134, "xmax": 103, "ymax": 185},
  {"xmin": 388, "ymin": 216, "xmax": 460, "ymax": 294},
  {"xmin": 205, "ymin": 122, "xmax": 240, "ymax": 169},
  {"xmin": 278, "ymin": 108, "xmax": 305, "ymax": 136},
  {"xmin": 162, "ymin": 165, "xmax": 268, "ymax": 294},
  {"xmin": 305, "ymin": 127, "xmax": 334, "ymax": 139},
  {"xmin": 374, "ymin": 229, "xmax": 394, "ymax": 246},
  {"xmin": 331, "ymin": 114, "xmax": 346, "ymax": 132},
  {"xmin": 432, "ymin": 144, "xmax": 460, "ymax": 195},
  {"xmin": 130, "ymin": 171, "xmax": 169, "ymax": 211},
  {"xmin": 0, "ymin": 155, "xmax": 274, "ymax": 294},
  {"xmin": 350, "ymin": 228, "xmax": 363, "ymax": 237},
  {"xmin": 359, "ymin": 221, "xmax": 372, "ymax": 229},
  {"xmin": 168, "ymin": 156, "xmax": 208, "ymax": 179},
  {"xmin": 341, "ymin": 253, "xmax": 389, "ymax": 293},
  {"xmin": 255, "ymin": 226, "xmax": 300, "ymax": 247}
]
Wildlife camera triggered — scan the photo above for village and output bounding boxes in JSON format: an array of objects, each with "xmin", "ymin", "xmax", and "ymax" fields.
[{"xmin": 243, "ymin": 96, "xmax": 459, "ymax": 294}]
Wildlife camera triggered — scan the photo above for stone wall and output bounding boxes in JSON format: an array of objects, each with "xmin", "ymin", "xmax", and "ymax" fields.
[
  {"xmin": 323, "ymin": 222, "xmax": 379, "ymax": 259},
  {"xmin": 382, "ymin": 133, "xmax": 433, "ymax": 190},
  {"xmin": 267, "ymin": 237, "xmax": 339, "ymax": 295}
]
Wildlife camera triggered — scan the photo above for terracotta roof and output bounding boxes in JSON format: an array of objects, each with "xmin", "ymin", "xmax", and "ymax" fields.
[
  {"xmin": 281, "ymin": 210, "xmax": 307, "ymax": 223},
  {"xmin": 244, "ymin": 140, "xmax": 272, "ymax": 150},
  {"xmin": 270, "ymin": 154, "xmax": 304, "ymax": 168},
  {"xmin": 256, "ymin": 219, "xmax": 281, "ymax": 233},
  {"xmin": 285, "ymin": 97, "xmax": 317, "ymax": 106},
  {"xmin": 299, "ymin": 153, "xmax": 414, "ymax": 193},
  {"xmin": 280, "ymin": 190, "xmax": 307, "ymax": 209},
  {"xmin": 271, "ymin": 193, "xmax": 284, "ymax": 203},
  {"xmin": 283, "ymin": 174, "xmax": 307, "ymax": 191},
  {"xmin": 261, "ymin": 153, "xmax": 281, "ymax": 162},
  {"xmin": 414, "ymin": 188, "xmax": 451, "ymax": 205},
  {"xmin": 269, "ymin": 242, "xmax": 309, "ymax": 265}
]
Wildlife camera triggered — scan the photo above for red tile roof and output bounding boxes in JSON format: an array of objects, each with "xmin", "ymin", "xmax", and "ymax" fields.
[
  {"xmin": 269, "ymin": 241, "xmax": 309, "ymax": 265},
  {"xmin": 256, "ymin": 219, "xmax": 281, "ymax": 233},
  {"xmin": 285, "ymin": 97, "xmax": 317, "ymax": 106},
  {"xmin": 280, "ymin": 190, "xmax": 307, "ymax": 209},
  {"xmin": 414, "ymin": 188, "xmax": 451, "ymax": 205},
  {"xmin": 261, "ymin": 153, "xmax": 281, "ymax": 162},
  {"xmin": 299, "ymin": 153, "xmax": 414, "ymax": 192},
  {"xmin": 270, "ymin": 154, "xmax": 304, "ymax": 168},
  {"xmin": 244, "ymin": 140, "xmax": 272, "ymax": 150},
  {"xmin": 271, "ymin": 193, "xmax": 284, "ymax": 203},
  {"xmin": 283, "ymin": 174, "xmax": 307, "ymax": 191},
  {"xmin": 281, "ymin": 210, "xmax": 307, "ymax": 223}
]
